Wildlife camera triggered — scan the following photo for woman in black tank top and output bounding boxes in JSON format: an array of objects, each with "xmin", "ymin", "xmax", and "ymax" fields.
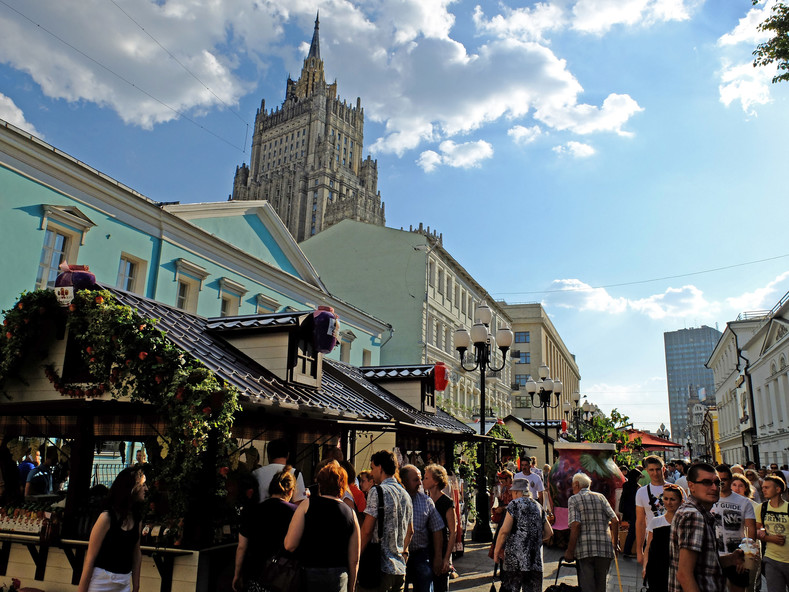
[{"xmin": 78, "ymin": 467, "xmax": 147, "ymax": 592}]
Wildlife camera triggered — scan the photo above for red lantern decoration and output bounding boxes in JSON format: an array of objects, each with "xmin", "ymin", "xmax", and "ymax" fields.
[
  {"xmin": 561, "ymin": 419, "xmax": 567, "ymax": 433},
  {"xmin": 434, "ymin": 362, "xmax": 449, "ymax": 391}
]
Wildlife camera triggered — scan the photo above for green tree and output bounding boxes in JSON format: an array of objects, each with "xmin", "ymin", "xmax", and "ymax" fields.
[
  {"xmin": 583, "ymin": 408, "xmax": 644, "ymax": 468},
  {"xmin": 753, "ymin": 1, "xmax": 789, "ymax": 84}
]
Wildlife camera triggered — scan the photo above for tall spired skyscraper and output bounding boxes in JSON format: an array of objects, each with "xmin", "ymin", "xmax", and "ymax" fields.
[{"xmin": 231, "ymin": 15, "xmax": 385, "ymax": 242}]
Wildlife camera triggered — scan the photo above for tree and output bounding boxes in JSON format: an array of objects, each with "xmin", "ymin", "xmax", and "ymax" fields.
[
  {"xmin": 753, "ymin": 1, "xmax": 789, "ymax": 84},
  {"xmin": 583, "ymin": 408, "xmax": 644, "ymax": 468}
]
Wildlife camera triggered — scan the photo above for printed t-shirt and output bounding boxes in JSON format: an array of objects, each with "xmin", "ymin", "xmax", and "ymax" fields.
[
  {"xmin": 711, "ymin": 491, "xmax": 756, "ymax": 554},
  {"xmin": 636, "ymin": 483, "xmax": 667, "ymax": 519},
  {"xmin": 762, "ymin": 500, "xmax": 789, "ymax": 564}
]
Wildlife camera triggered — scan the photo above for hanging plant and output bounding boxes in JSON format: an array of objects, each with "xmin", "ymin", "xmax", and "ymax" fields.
[{"xmin": 0, "ymin": 288, "xmax": 240, "ymax": 524}]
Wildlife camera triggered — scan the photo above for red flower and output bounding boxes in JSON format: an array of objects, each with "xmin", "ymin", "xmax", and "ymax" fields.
[
  {"xmin": 125, "ymin": 359, "xmax": 132, "ymax": 367},
  {"xmin": 69, "ymin": 303, "xmax": 77, "ymax": 312},
  {"xmin": 17, "ymin": 302, "xmax": 23, "ymax": 310},
  {"xmin": 95, "ymin": 295, "xmax": 104, "ymax": 304},
  {"xmin": 89, "ymin": 357, "xmax": 96, "ymax": 363},
  {"xmin": 138, "ymin": 351, "xmax": 148, "ymax": 360},
  {"xmin": 155, "ymin": 375, "xmax": 163, "ymax": 384},
  {"xmin": 5, "ymin": 332, "xmax": 11, "ymax": 340},
  {"xmin": 86, "ymin": 346, "xmax": 94, "ymax": 354},
  {"xmin": 2, "ymin": 319, "xmax": 7, "ymax": 325},
  {"xmin": 219, "ymin": 467, "xmax": 229, "ymax": 477},
  {"xmin": 139, "ymin": 324, "xmax": 147, "ymax": 331},
  {"xmin": 202, "ymin": 406, "xmax": 212, "ymax": 415}
]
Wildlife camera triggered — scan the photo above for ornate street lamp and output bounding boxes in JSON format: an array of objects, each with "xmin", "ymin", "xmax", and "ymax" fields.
[
  {"xmin": 525, "ymin": 363, "xmax": 563, "ymax": 468},
  {"xmin": 454, "ymin": 302, "xmax": 513, "ymax": 543},
  {"xmin": 657, "ymin": 423, "xmax": 670, "ymax": 439},
  {"xmin": 563, "ymin": 390, "xmax": 589, "ymax": 441}
]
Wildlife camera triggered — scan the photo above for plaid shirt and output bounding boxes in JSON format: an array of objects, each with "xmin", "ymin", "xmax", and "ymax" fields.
[
  {"xmin": 410, "ymin": 490, "xmax": 444, "ymax": 550},
  {"xmin": 668, "ymin": 495, "xmax": 725, "ymax": 592},
  {"xmin": 567, "ymin": 488, "xmax": 617, "ymax": 559}
]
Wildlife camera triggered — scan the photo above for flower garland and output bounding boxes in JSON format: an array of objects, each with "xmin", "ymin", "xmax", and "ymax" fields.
[{"xmin": 0, "ymin": 288, "xmax": 240, "ymax": 528}]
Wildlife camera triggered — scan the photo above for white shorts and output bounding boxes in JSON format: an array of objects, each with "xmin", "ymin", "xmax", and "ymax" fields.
[{"xmin": 88, "ymin": 566, "xmax": 132, "ymax": 592}]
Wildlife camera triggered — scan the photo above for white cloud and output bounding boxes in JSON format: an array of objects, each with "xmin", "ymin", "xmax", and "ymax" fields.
[
  {"xmin": 719, "ymin": 61, "xmax": 774, "ymax": 115},
  {"xmin": 629, "ymin": 285, "xmax": 718, "ymax": 320},
  {"xmin": 538, "ymin": 93, "xmax": 643, "ymax": 136},
  {"xmin": 726, "ymin": 271, "xmax": 789, "ymax": 312},
  {"xmin": 718, "ymin": 0, "xmax": 775, "ymax": 46},
  {"xmin": 571, "ymin": 0, "xmax": 694, "ymax": 35},
  {"xmin": 0, "ymin": 93, "xmax": 41, "ymax": 137},
  {"xmin": 508, "ymin": 125, "xmax": 542, "ymax": 145},
  {"xmin": 0, "ymin": 1, "xmax": 645, "ymax": 158},
  {"xmin": 552, "ymin": 141, "xmax": 596, "ymax": 157},
  {"xmin": 416, "ymin": 139, "xmax": 493, "ymax": 172},
  {"xmin": 544, "ymin": 280, "xmax": 717, "ymax": 320},
  {"xmin": 473, "ymin": 4, "xmax": 566, "ymax": 43}
]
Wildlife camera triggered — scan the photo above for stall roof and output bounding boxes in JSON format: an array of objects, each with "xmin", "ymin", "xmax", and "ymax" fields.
[
  {"xmin": 360, "ymin": 364, "xmax": 434, "ymax": 380},
  {"xmin": 110, "ymin": 288, "xmax": 390, "ymax": 423},
  {"xmin": 328, "ymin": 360, "xmax": 475, "ymax": 435}
]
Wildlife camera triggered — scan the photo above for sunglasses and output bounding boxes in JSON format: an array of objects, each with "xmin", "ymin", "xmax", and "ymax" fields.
[{"xmin": 691, "ymin": 478, "xmax": 721, "ymax": 488}]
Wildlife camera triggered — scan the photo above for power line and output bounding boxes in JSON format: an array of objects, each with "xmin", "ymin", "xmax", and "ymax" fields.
[
  {"xmin": 0, "ymin": 0, "xmax": 247, "ymax": 153},
  {"xmin": 107, "ymin": 0, "xmax": 250, "ymax": 134},
  {"xmin": 495, "ymin": 253, "xmax": 789, "ymax": 296}
]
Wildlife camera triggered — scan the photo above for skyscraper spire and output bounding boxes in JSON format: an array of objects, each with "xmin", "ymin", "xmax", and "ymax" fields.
[{"xmin": 308, "ymin": 12, "xmax": 320, "ymax": 61}]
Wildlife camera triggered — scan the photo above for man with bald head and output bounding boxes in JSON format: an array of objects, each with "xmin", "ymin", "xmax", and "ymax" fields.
[{"xmin": 400, "ymin": 464, "xmax": 443, "ymax": 592}]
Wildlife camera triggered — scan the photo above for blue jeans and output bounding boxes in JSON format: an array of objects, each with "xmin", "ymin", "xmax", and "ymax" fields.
[
  {"xmin": 300, "ymin": 566, "xmax": 348, "ymax": 592},
  {"xmin": 405, "ymin": 548, "xmax": 433, "ymax": 592}
]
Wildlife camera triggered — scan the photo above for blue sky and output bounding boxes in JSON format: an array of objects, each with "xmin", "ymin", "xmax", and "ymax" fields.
[{"xmin": 1, "ymin": 0, "xmax": 787, "ymax": 432}]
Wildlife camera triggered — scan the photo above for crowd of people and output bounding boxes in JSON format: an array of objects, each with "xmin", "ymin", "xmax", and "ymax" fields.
[
  {"xmin": 618, "ymin": 455, "xmax": 789, "ymax": 592},
  {"xmin": 231, "ymin": 441, "xmax": 459, "ymax": 592}
]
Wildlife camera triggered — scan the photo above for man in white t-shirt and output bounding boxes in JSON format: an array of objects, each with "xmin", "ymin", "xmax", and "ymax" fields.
[
  {"xmin": 251, "ymin": 438, "xmax": 307, "ymax": 503},
  {"xmin": 712, "ymin": 464, "xmax": 756, "ymax": 592},
  {"xmin": 514, "ymin": 463, "xmax": 544, "ymax": 505},
  {"xmin": 673, "ymin": 460, "xmax": 689, "ymax": 495},
  {"xmin": 635, "ymin": 455, "xmax": 668, "ymax": 565}
]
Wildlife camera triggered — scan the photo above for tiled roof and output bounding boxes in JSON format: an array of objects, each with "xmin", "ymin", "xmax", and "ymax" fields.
[
  {"xmin": 360, "ymin": 364, "xmax": 434, "ymax": 380},
  {"xmin": 328, "ymin": 360, "xmax": 474, "ymax": 435},
  {"xmin": 109, "ymin": 288, "xmax": 390, "ymax": 422}
]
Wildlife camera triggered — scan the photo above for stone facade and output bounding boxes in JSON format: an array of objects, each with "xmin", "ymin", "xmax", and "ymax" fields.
[
  {"xmin": 231, "ymin": 15, "xmax": 385, "ymax": 242},
  {"xmin": 500, "ymin": 302, "xmax": 581, "ymax": 424}
]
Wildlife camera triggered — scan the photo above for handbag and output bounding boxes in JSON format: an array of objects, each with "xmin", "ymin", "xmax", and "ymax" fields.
[
  {"xmin": 260, "ymin": 552, "xmax": 300, "ymax": 592},
  {"xmin": 357, "ymin": 484, "xmax": 385, "ymax": 588}
]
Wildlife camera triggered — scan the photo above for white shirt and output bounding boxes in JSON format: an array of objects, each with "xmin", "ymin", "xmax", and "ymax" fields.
[
  {"xmin": 675, "ymin": 476, "xmax": 688, "ymax": 495},
  {"xmin": 646, "ymin": 513, "xmax": 671, "ymax": 533},
  {"xmin": 635, "ymin": 483, "xmax": 667, "ymax": 519},
  {"xmin": 712, "ymin": 491, "xmax": 756, "ymax": 555},
  {"xmin": 252, "ymin": 463, "xmax": 307, "ymax": 503},
  {"xmin": 514, "ymin": 471, "xmax": 544, "ymax": 498}
]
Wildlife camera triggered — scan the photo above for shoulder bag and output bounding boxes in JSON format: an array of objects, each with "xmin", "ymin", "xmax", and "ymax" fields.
[{"xmin": 357, "ymin": 484, "xmax": 384, "ymax": 588}]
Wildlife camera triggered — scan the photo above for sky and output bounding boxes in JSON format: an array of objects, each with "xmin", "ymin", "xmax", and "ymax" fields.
[{"xmin": 1, "ymin": 0, "xmax": 788, "ymax": 434}]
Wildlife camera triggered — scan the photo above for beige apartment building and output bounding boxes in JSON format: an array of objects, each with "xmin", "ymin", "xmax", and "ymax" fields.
[{"xmin": 501, "ymin": 302, "xmax": 581, "ymax": 422}]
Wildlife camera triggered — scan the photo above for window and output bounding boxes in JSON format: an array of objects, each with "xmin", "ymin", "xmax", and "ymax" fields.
[
  {"xmin": 220, "ymin": 296, "xmax": 237, "ymax": 317},
  {"xmin": 174, "ymin": 259, "xmax": 208, "ymax": 313},
  {"xmin": 36, "ymin": 205, "xmax": 95, "ymax": 289},
  {"xmin": 362, "ymin": 349, "xmax": 372, "ymax": 366},
  {"xmin": 438, "ymin": 270, "xmax": 445, "ymax": 294},
  {"xmin": 514, "ymin": 374, "xmax": 528, "ymax": 386},
  {"xmin": 116, "ymin": 254, "xmax": 147, "ymax": 294},
  {"xmin": 446, "ymin": 278, "xmax": 452, "ymax": 303},
  {"xmin": 36, "ymin": 229, "xmax": 70, "ymax": 289},
  {"xmin": 515, "ymin": 331, "xmax": 530, "ymax": 343},
  {"xmin": 516, "ymin": 352, "xmax": 530, "ymax": 364},
  {"xmin": 428, "ymin": 261, "xmax": 435, "ymax": 286},
  {"xmin": 514, "ymin": 395, "xmax": 531, "ymax": 408}
]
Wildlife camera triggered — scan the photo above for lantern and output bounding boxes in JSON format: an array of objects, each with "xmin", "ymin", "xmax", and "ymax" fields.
[
  {"xmin": 434, "ymin": 362, "xmax": 449, "ymax": 391},
  {"xmin": 313, "ymin": 306, "xmax": 340, "ymax": 353}
]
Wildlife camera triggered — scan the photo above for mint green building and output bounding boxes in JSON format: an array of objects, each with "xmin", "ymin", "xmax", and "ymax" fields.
[{"xmin": 0, "ymin": 119, "xmax": 389, "ymax": 366}]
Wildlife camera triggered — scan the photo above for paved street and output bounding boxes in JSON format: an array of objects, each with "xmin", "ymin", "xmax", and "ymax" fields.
[{"xmin": 451, "ymin": 539, "xmax": 644, "ymax": 592}]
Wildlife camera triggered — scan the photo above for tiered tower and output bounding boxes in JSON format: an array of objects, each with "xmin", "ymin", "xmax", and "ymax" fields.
[{"xmin": 231, "ymin": 14, "xmax": 385, "ymax": 241}]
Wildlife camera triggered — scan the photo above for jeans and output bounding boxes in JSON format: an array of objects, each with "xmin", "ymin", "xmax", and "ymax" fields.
[
  {"xmin": 576, "ymin": 557, "xmax": 612, "ymax": 592},
  {"xmin": 300, "ymin": 566, "xmax": 348, "ymax": 592},
  {"xmin": 763, "ymin": 557, "xmax": 789, "ymax": 592},
  {"xmin": 405, "ymin": 548, "xmax": 433, "ymax": 592}
]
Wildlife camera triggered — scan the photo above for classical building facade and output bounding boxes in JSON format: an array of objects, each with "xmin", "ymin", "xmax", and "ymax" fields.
[
  {"xmin": 231, "ymin": 16, "xmax": 385, "ymax": 241},
  {"xmin": 499, "ymin": 303, "xmax": 581, "ymax": 424},
  {"xmin": 706, "ymin": 317, "xmax": 765, "ymax": 465},
  {"xmin": 663, "ymin": 325, "xmax": 721, "ymax": 443},
  {"xmin": 300, "ymin": 220, "xmax": 514, "ymax": 420}
]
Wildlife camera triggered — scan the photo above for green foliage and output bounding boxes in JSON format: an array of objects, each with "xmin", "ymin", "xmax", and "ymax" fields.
[
  {"xmin": 753, "ymin": 1, "xmax": 789, "ymax": 84},
  {"xmin": 1, "ymin": 289, "xmax": 241, "ymax": 525},
  {"xmin": 582, "ymin": 408, "xmax": 644, "ymax": 468}
]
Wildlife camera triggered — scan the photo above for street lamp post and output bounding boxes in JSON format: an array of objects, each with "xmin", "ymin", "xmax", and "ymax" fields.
[
  {"xmin": 525, "ymin": 364, "xmax": 563, "ymax": 466},
  {"xmin": 563, "ymin": 391, "xmax": 591, "ymax": 441},
  {"xmin": 454, "ymin": 303, "xmax": 514, "ymax": 543},
  {"xmin": 686, "ymin": 435, "xmax": 694, "ymax": 461},
  {"xmin": 656, "ymin": 423, "xmax": 670, "ymax": 460}
]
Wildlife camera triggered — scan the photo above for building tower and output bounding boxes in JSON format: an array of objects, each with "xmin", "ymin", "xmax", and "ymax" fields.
[
  {"xmin": 231, "ymin": 14, "xmax": 386, "ymax": 242},
  {"xmin": 664, "ymin": 325, "xmax": 722, "ymax": 445}
]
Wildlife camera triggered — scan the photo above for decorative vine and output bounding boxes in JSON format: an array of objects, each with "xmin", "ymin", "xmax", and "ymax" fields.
[{"xmin": 0, "ymin": 288, "xmax": 241, "ymax": 528}]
